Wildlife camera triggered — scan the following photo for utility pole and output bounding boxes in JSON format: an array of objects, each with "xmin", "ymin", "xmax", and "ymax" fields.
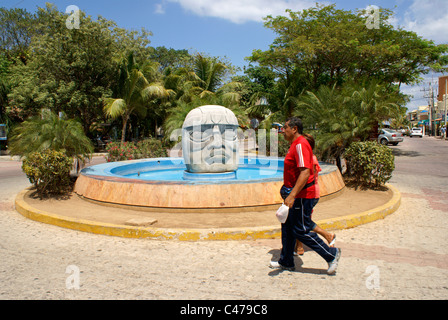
[
  {"xmin": 429, "ymin": 83, "xmax": 433, "ymax": 136},
  {"xmin": 445, "ymin": 78, "xmax": 447, "ymax": 138},
  {"xmin": 429, "ymin": 83, "xmax": 436, "ymax": 136},
  {"xmin": 422, "ymin": 83, "xmax": 436, "ymax": 136}
]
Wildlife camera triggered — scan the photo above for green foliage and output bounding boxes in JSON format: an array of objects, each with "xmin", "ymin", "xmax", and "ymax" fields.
[
  {"xmin": 8, "ymin": 110, "xmax": 93, "ymax": 162},
  {"xmin": 106, "ymin": 141, "xmax": 137, "ymax": 162},
  {"xmin": 344, "ymin": 141, "xmax": 395, "ymax": 188},
  {"xmin": 251, "ymin": 4, "xmax": 448, "ymax": 89},
  {"xmin": 297, "ymin": 82, "xmax": 404, "ymax": 171},
  {"xmin": 135, "ymin": 138, "xmax": 168, "ymax": 159},
  {"xmin": 162, "ymin": 54, "xmax": 248, "ymax": 145},
  {"xmin": 104, "ymin": 51, "xmax": 172, "ymax": 143},
  {"xmin": 106, "ymin": 137, "xmax": 167, "ymax": 162},
  {"xmin": 5, "ymin": 3, "xmax": 155, "ymax": 130},
  {"xmin": 22, "ymin": 149, "xmax": 73, "ymax": 198},
  {"xmin": 6, "ymin": 4, "xmax": 117, "ymax": 126},
  {"xmin": 150, "ymin": 47, "xmax": 192, "ymax": 73},
  {"xmin": 239, "ymin": 65, "xmax": 304, "ymax": 124},
  {"xmin": 0, "ymin": 7, "xmax": 36, "ymax": 64}
]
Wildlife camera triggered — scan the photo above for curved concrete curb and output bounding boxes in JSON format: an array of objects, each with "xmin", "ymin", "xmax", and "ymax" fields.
[
  {"xmin": 317, "ymin": 184, "xmax": 401, "ymax": 230},
  {"xmin": 14, "ymin": 184, "xmax": 401, "ymax": 241}
]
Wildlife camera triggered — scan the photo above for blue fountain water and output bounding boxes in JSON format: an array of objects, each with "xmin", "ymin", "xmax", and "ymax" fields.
[{"xmin": 82, "ymin": 157, "xmax": 285, "ymax": 184}]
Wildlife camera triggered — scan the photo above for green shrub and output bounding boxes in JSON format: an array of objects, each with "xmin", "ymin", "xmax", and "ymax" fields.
[
  {"xmin": 344, "ymin": 141, "xmax": 395, "ymax": 188},
  {"xmin": 22, "ymin": 149, "xmax": 74, "ymax": 198},
  {"xmin": 105, "ymin": 141, "xmax": 138, "ymax": 162},
  {"xmin": 106, "ymin": 137, "xmax": 167, "ymax": 162},
  {"xmin": 8, "ymin": 111, "xmax": 93, "ymax": 163},
  {"xmin": 136, "ymin": 138, "xmax": 167, "ymax": 158}
]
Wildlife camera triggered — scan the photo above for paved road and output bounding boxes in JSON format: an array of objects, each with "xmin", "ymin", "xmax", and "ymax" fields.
[{"xmin": 0, "ymin": 137, "xmax": 447, "ymax": 302}]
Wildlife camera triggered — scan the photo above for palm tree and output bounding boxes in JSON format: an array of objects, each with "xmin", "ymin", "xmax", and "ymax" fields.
[
  {"xmin": 347, "ymin": 81, "xmax": 404, "ymax": 134},
  {"xmin": 169, "ymin": 54, "xmax": 243, "ymax": 103},
  {"xmin": 8, "ymin": 110, "xmax": 94, "ymax": 164},
  {"xmin": 298, "ymin": 82, "xmax": 404, "ymax": 172},
  {"xmin": 162, "ymin": 54, "xmax": 247, "ymax": 143},
  {"xmin": 245, "ymin": 68, "xmax": 306, "ymax": 129},
  {"xmin": 104, "ymin": 52, "xmax": 172, "ymax": 143},
  {"xmin": 298, "ymin": 84, "xmax": 371, "ymax": 171}
]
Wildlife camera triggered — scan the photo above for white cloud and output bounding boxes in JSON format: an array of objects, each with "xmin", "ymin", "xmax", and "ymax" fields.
[
  {"xmin": 402, "ymin": 0, "xmax": 448, "ymax": 43},
  {"xmin": 154, "ymin": 3, "xmax": 165, "ymax": 14},
  {"xmin": 163, "ymin": 0, "xmax": 316, "ymax": 24}
]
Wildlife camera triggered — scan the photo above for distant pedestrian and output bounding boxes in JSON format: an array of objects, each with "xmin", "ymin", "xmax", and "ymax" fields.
[{"xmin": 270, "ymin": 117, "xmax": 341, "ymax": 275}]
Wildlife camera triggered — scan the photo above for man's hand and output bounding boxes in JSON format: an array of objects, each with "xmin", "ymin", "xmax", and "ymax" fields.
[{"xmin": 285, "ymin": 194, "xmax": 295, "ymax": 208}]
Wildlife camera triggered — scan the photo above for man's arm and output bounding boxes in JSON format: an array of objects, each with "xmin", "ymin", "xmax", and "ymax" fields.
[{"xmin": 284, "ymin": 168, "xmax": 310, "ymax": 208}]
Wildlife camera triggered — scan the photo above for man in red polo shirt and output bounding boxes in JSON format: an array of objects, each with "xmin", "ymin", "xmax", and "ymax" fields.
[{"xmin": 270, "ymin": 117, "xmax": 341, "ymax": 275}]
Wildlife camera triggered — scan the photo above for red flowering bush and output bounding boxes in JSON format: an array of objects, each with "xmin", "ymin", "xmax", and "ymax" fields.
[
  {"xmin": 105, "ymin": 138, "xmax": 167, "ymax": 162},
  {"xmin": 105, "ymin": 141, "xmax": 137, "ymax": 162}
]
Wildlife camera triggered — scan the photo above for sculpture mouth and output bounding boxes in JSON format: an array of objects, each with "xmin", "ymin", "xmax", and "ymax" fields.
[{"xmin": 203, "ymin": 149, "xmax": 232, "ymax": 165}]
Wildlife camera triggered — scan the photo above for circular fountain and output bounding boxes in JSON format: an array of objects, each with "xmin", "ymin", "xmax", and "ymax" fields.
[{"xmin": 74, "ymin": 105, "xmax": 345, "ymax": 212}]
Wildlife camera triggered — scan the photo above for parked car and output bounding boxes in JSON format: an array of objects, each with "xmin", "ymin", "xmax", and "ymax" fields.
[
  {"xmin": 399, "ymin": 127, "xmax": 410, "ymax": 136},
  {"xmin": 378, "ymin": 128, "xmax": 404, "ymax": 146},
  {"xmin": 409, "ymin": 127, "xmax": 423, "ymax": 138}
]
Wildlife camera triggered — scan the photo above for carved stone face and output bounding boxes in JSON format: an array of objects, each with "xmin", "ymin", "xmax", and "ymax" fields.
[{"xmin": 182, "ymin": 105, "xmax": 239, "ymax": 173}]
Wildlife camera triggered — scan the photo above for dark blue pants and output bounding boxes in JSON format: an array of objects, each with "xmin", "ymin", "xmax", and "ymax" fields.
[{"xmin": 279, "ymin": 198, "xmax": 337, "ymax": 268}]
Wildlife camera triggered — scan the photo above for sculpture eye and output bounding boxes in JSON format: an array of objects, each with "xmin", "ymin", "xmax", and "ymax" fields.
[
  {"xmin": 222, "ymin": 127, "xmax": 238, "ymax": 141},
  {"xmin": 186, "ymin": 125, "xmax": 238, "ymax": 143},
  {"xmin": 189, "ymin": 130, "xmax": 202, "ymax": 141},
  {"xmin": 188, "ymin": 125, "xmax": 213, "ymax": 142}
]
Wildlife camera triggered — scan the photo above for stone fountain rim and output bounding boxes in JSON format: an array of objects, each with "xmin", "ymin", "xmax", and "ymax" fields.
[{"xmin": 78, "ymin": 157, "xmax": 339, "ymax": 186}]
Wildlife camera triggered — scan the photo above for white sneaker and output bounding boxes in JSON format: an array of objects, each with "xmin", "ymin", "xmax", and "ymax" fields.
[
  {"xmin": 327, "ymin": 248, "xmax": 341, "ymax": 275},
  {"xmin": 269, "ymin": 261, "xmax": 294, "ymax": 271}
]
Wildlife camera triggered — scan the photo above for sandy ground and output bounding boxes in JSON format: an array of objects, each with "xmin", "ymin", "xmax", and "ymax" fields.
[
  {"xmin": 1, "ymin": 152, "xmax": 447, "ymax": 301},
  {"xmin": 22, "ymin": 187, "xmax": 392, "ymax": 229}
]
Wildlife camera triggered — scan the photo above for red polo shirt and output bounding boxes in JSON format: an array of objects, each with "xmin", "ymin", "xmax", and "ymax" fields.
[{"xmin": 283, "ymin": 135, "xmax": 317, "ymax": 199}]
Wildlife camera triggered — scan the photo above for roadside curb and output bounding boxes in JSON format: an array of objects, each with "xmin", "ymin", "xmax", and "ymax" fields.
[{"xmin": 14, "ymin": 184, "xmax": 401, "ymax": 241}]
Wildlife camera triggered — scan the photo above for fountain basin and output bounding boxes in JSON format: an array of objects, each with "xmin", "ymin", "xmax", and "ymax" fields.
[{"xmin": 74, "ymin": 157, "xmax": 345, "ymax": 211}]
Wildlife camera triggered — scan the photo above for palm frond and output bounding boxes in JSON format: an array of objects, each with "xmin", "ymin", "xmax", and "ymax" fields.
[
  {"xmin": 103, "ymin": 98, "xmax": 126, "ymax": 119},
  {"xmin": 8, "ymin": 111, "xmax": 93, "ymax": 161}
]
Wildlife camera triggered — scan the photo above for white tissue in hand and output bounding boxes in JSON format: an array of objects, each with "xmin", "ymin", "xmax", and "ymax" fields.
[{"xmin": 276, "ymin": 204, "xmax": 289, "ymax": 223}]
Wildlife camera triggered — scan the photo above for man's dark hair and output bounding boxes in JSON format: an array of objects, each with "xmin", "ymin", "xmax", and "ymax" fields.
[{"xmin": 286, "ymin": 117, "xmax": 303, "ymax": 134}]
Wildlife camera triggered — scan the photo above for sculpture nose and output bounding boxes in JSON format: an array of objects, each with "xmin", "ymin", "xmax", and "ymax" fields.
[{"xmin": 209, "ymin": 125, "xmax": 223, "ymax": 148}]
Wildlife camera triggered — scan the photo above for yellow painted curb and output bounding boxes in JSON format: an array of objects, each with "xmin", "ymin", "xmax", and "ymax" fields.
[
  {"xmin": 14, "ymin": 184, "xmax": 401, "ymax": 241},
  {"xmin": 317, "ymin": 184, "xmax": 401, "ymax": 231}
]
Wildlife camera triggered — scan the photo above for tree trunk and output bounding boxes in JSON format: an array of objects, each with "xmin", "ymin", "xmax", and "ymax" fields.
[{"xmin": 121, "ymin": 114, "xmax": 129, "ymax": 144}]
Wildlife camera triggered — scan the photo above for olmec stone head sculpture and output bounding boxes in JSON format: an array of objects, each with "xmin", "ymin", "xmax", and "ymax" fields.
[{"xmin": 182, "ymin": 105, "xmax": 239, "ymax": 173}]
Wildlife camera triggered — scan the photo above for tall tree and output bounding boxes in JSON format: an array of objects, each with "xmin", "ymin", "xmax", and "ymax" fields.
[
  {"xmin": 6, "ymin": 4, "xmax": 155, "ymax": 133},
  {"xmin": 104, "ymin": 52, "xmax": 172, "ymax": 143},
  {"xmin": 0, "ymin": 7, "xmax": 36, "ymax": 65},
  {"xmin": 162, "ymin": 54, "xmax": 247, "ymax": 144},
  {"xmin": 249, "ymin": 4, "xmax": 448, "ymax": 90},
  {"xmin": 150, "ymin": 46, "xmax": 192, "ymax": 73},
  {"xmin": 6, "ymin": 4, "xmax": 117, "ymax": 129}
]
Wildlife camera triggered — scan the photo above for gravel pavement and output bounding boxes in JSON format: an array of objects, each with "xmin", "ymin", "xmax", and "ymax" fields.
[{"xmin": 0, "ymin": 136, "xmax": 447, "ymax": 301}]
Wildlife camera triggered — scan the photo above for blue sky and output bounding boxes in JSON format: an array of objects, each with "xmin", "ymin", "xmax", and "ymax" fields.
[{"xmin": 3, "ymin": 0, "xmax": 448, "ymax": 111}]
